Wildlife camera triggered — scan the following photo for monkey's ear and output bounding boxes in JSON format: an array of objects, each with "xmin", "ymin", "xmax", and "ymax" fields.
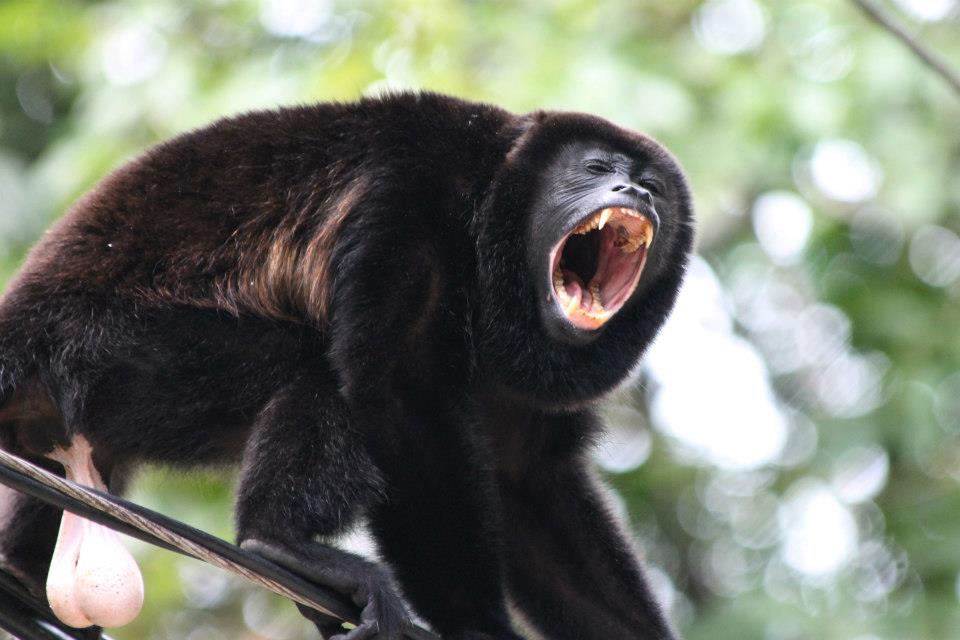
[
  {"xmin": 503, "ymin": 112, "xmax": 547, "ymax": 165},
  {"xmin": 521, "ymin": 109, "xmax": 551, "ymax": 125}
]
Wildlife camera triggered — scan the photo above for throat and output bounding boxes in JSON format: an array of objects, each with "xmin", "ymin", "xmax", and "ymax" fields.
[{"xmin": 560, "ymin": 232, "xmax": 601, "ymax": 284}]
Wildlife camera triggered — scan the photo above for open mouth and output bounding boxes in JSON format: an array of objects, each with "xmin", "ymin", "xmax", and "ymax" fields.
[{"xmin": 549, "ymin": 207, "xmax": 654, "ymax": 330}]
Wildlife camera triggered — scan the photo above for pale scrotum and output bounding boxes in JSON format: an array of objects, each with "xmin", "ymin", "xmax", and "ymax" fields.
[{"xmin": 45, "ymin": 436, "xmax": 144, "ymax": 628}]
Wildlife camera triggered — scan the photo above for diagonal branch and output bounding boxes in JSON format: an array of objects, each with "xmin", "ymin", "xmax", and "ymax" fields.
[{"xmin": 850, "ymin": 0, "xmax": 960, "ymax": 96}]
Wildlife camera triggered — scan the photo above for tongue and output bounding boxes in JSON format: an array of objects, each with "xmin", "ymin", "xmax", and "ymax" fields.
[{"xmin": 563, "ymin": 270, "xmax": 593, "ymax": 310}]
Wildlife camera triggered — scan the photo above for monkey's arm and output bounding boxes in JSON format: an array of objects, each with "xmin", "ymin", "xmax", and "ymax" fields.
[
  {"xmin": 234, "ymin": 369, "xmax": 409, "ymax": 640},
  {"xmin": 497, "ymin": 412, "xmax": 676, "ymax": 640},
  {"xmin": 325, "ymin": 210, "xmax": 522, "ymax": 640}
]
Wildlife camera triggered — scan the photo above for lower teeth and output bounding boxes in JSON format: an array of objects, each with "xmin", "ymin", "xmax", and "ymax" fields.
[
  {"xmin": 552, "ymin": 269, "xmax": 607, "ymax": 317},
  {"xmin": 589, "ymin": 283, "xmax": 603, "ymax": 312}
]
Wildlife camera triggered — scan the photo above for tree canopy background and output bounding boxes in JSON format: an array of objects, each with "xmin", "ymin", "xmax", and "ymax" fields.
[{"xmin": 0, "ymin": 1, "xmax": 958, "ymax": 638}]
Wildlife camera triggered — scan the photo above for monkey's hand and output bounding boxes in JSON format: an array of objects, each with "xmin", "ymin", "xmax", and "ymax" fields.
[{"xmin": 241, "ymin": 539, "xmax": 410, "ymax": 640}]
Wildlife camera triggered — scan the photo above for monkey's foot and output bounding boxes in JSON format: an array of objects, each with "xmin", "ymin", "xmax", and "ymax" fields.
[{"xmin": 240, "ymin": 538, "xmax": 409, "ymax": 640}]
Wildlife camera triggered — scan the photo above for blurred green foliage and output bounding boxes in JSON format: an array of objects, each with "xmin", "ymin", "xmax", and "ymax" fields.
[{"xmin": 0, "ymin": 0, "xmax": 959, "ymax": 639}]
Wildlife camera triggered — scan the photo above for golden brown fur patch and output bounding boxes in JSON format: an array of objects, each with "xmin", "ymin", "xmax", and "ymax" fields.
[{"xmin": 211, "ymin": 176, "xmax": 368, "ymax": 324}]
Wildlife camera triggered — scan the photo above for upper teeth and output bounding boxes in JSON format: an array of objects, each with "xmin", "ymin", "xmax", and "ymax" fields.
[
  {"xmin": 571, "ymin": 207, "xmax": 653, "ymax": 253},
  {"xmin": 598, "ymin": 209, "xmax": 613, "ymax": 229}
]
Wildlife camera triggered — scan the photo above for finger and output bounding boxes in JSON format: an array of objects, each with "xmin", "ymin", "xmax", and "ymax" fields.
[
  {"xmin": 240, "ymin": 539, "xmax": 301, "ymax": 569},
  {"xmin": 241, "ymin": 538, "xmax": 357, "ymax": 592},
  {"xmin": 294, "ymin": 602, "xmax": 347, "ymax": 638},
  {"xmin": 360, "ymin": 593, "xmax": 403, "ymax": 640}
]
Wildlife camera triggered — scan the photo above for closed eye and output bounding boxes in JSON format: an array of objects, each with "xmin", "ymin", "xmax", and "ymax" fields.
[
  {"xmin": 584, "ymin": 159, "xmax": 614, "ymax": 174},
  {"xmin": 639, "ymin": 177, "xmax": 666, "ymax": 196}
]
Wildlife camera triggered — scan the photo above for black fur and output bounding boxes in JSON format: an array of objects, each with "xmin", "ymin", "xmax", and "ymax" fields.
[{"xmin": 0, "ymin": 92, "xmax": 693, "ymax": 639}]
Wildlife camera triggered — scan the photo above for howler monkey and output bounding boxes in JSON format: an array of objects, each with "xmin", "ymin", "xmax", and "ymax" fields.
[{"xmin": 0, "ymin": 92, "xmax": 693, "ymax": 640}]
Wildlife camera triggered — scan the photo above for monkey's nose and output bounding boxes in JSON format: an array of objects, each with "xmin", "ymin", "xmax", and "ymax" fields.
[{"xmin": 611, "ymin": 183, "xmax": 652, "ymax": 205}]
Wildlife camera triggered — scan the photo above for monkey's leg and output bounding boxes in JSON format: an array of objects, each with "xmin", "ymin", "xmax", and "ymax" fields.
[
  {"xmin": 496, "ymin": 411, "xmax": 675, "ymax": 640},
  {"xmin": 0, "ymin": 398, "xmax": 69, "ymax": 598},
  {"xmin": 0, "ymin": 495, "xmax": 103, "ymax": 640},
  {"xmin": 0, "ymin": 487, "xmax": 61, "ymax": 598},
  {"xmin": 234, "ymin": 372, "xmax": 408, "ymax": 640}
]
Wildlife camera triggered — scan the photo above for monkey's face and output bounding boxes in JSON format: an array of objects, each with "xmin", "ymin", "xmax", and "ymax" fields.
[
  {"xmin": 476, "ymin": 115, "xmax": 693, "ymax": 404},
  {"xmin": 529, "ymin": 142, "xmax": 668, "ymax": 346}
]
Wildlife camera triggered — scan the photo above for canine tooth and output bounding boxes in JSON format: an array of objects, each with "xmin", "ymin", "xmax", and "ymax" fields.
[{"xmin": 598, "ymin": 208, "xmax": 613, "ymax": 229}]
